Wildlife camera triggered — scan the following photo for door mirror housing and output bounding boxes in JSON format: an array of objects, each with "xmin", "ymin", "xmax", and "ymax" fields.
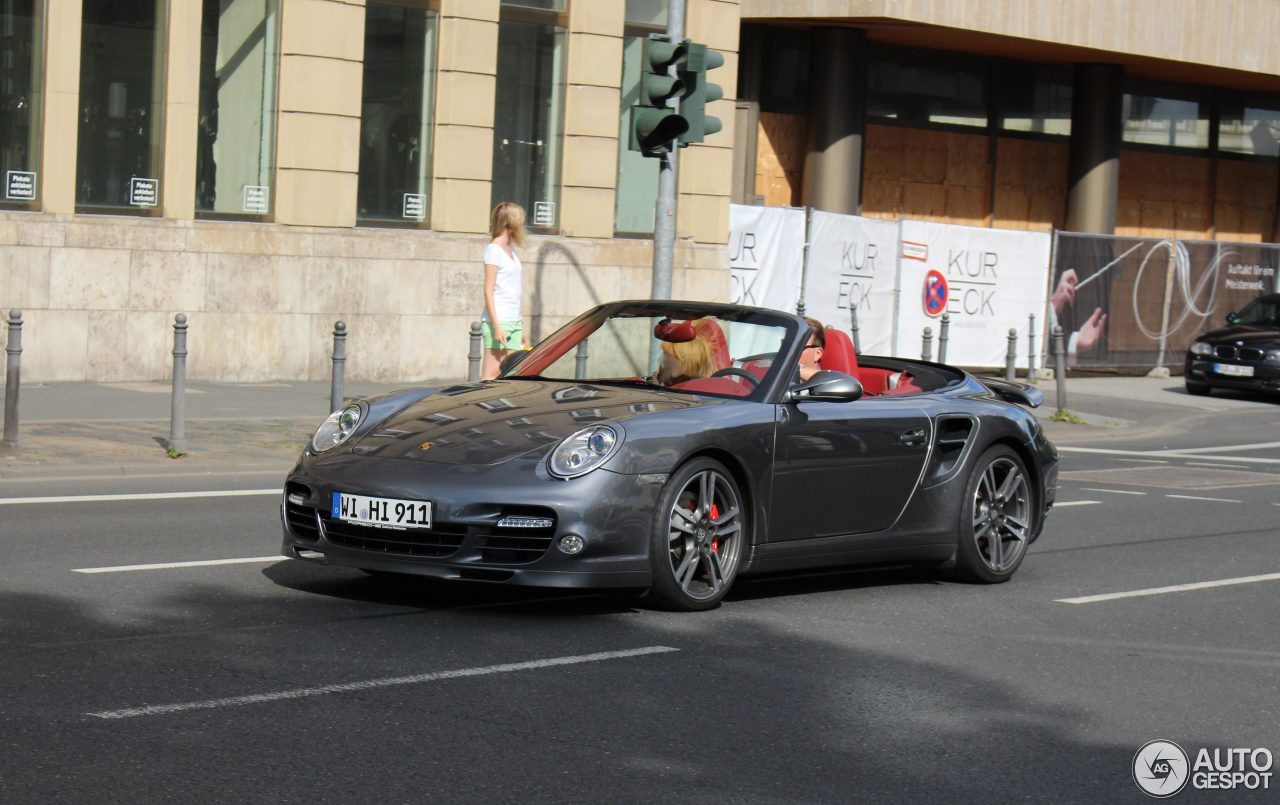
[
  {"xmin": 787, "ymin": 370, "xmax": 864, "ymax": 402},
  {"xmin": 1226, "ymin": 311, "xmax": 1241, "ymax": 326}
]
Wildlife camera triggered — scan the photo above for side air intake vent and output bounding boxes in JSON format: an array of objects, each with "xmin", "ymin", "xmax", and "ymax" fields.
[{"xmin": 928, "ymin": 416, "xmax": 975, "ymax": 484}]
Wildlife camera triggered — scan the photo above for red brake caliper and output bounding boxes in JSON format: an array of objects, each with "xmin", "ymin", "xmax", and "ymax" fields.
[{"xmin": 709, "ymin": 503, "xmax": 720, "ymax": 554}]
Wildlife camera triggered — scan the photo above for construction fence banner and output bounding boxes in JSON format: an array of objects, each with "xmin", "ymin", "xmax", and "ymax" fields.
[
  {"xmin": 802, "ymin": 211, "xmax": 899, "ymax": 355},
  {"xmin": 1050, "ymin": 233, "xmax": 1280, "ymax": 369},
  {"xmin": 728, "ymin": 204, "xmax": 806, "ymax": 312},
  {"xmin": 894, "ymin": 220, "xmax": 1052, "ymax": 368}
]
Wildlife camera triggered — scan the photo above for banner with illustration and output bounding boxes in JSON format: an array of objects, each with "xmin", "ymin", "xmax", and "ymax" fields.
[
  {"xmin": 1051, "ymin": 234, "xmax": 1280, "ymax": 368},
  {"xmin": 802, "ymin": 212, "xmax": 899, "ymax": 355},
  {"xmin": 894, "ymin": 220, "xmax": 1052, "ymax": 367}
]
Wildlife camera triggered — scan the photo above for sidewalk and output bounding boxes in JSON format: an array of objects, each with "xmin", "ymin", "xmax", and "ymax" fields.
[{"xmin": 0, "ymin": 375, "xmax": 1263, "ymax": 480}]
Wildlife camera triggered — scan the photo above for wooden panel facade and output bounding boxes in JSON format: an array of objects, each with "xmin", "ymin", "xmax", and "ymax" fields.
[{"xmin": 755, "ymin": 111, "xmax": 806, "ymax": 207}]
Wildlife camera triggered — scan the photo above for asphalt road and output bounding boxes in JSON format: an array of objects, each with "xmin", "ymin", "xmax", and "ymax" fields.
[{"xmin": 2, "ymin": 401, "xmax": 1278, "ymax": 803}]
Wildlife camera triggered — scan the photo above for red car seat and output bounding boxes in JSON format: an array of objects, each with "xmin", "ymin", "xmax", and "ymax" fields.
[{"xmin": 818, "ymin": 327, "xmax": 860, "ymax": 378}]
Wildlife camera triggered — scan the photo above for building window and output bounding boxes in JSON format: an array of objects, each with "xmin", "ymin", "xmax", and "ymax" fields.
[
  {"xmin": 196, "ymin": 0, "xmax": 280, "ymax": 218},
  {"xmin": 868, "ymin": 47, "xmax": 987, "ymax": 129},
  {"xmin": 615, "ymin": 1, "xmax": 666, "ymax": 235},
  {"xmin": 76, "ymin": 0, "xmax": 166, "ymax": 211},
  {"xmin": 1122, "ymin": 88, "xmax": 1209, "ymax": 150},
  {"xmin": 997, "ymin": 65, "xmax": 1071, "ymax": 137},
  {"xmin": 357, "ymin": 1, "xmax": 439, "ymax": 225},
  {"xmin": 755, "ymin": 26, "xmax": 809, "ymax": 116},
  {"xmin": 1218, "ymin": 101, "xmax": 1280, "ymax": 158},
  {"xmin": 492, "ymin": 1, "xmax": 567, "ymax": 232},
  {"xmin": 0, "ymin": 0, "xmax": 42, "ymax": 209}
]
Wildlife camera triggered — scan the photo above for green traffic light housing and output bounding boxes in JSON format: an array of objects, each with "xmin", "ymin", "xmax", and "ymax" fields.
[
  {"xmin": 678, "ymin": 42, "xmax": 725, "ymax": 145},
  {"xmin": 630, "ymin": 34, "xmax": 689, "ymax": 157}
]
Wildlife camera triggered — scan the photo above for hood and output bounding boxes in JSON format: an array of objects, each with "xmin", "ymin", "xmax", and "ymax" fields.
[
  {"xmin": 1196, "ymin": 325, "xmax": 1280, "ymax": 346},
  {"xmin": 347, "ymin": 379, "xmax": 708, "ymax": 465}
]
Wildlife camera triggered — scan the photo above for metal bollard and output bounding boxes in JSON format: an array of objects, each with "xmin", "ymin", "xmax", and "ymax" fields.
[
  {"xmin": 330, "ymin": 321, "xmax": 347, "ymax": 413},
  {"xmin": 575, "ymin": 339, "xmax": 589, "ymax": 379},
  {"xmin": 1028, "ymin": 313, "xmax": 1037, "ymax": 379},
  {"xmin": 1005, "ymin": 329, "xmax": 1018, "ymax": 382},
  {"xmin": 168, "ymin": 313, "xmax": 188, "ymax": 453},
  {"xmin": 921, "ymin": 326, "xmax": 933, "ymax": 361},
  {"xmin": 468, "ymin": 322, "xmax": 483, "ymax": 381},
  {"xmin": 938, "ymin": 313, "xmax": 951, "ymax": 364},
  {"xmin": 1053, "ymin": 325, "xmax": 1068, "ymax": 413},
  {"xmin": 849, "ymin": 304, "xmax": 861, "ymax": 353},
  {"xmin": 3, "ymin": 310, "xmax": 22, "ymax": 450}
]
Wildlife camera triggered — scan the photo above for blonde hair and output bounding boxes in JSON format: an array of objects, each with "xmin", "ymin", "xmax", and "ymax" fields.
[
  {"xmin": 659, "ymin": 323, "xmax": 719, "ymax": 383},
  {"xmin": 490, "ymin": 201, "xmax": 527, "ymax": 248}
]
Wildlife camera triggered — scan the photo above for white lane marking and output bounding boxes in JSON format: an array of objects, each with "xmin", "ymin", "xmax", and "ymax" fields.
[
  {"xmin": 1054, "ymin": 500, "xmax": 1101, "ymax": 508},
  {"xmin": 1059, "ymin": 446, "xmax": 1280, "ymax": 465},
  {"xmin": 1057, "ymin": 573, "xmax": 1280, "ymax": 604},
  {"xmin": 0, "ymin": 489, "xmax": 279, "ymax": 505},
  {"xmin": 87, "ymin": 646, "xmax": 681, "ymax": 719},
  {"xmin": 1185, "ymin": 462, "xmax": 1248, "ymax": 469},
  {"xmin": 1164, "ymin": 440, "xmax": 1280, "ymax": 454},
  {"xmin": 1113, "ymin": 458, "xmax": 1169, "ymax": 464},
  {"xmin": 73, "ymin": 556, "xmax": 283, "ymax": 574},
  {"xmin": 1081, "ymin": 488, "xmax": 1146, "ymax": 496},
  {"xmin": 1165, "ymin": 494, "xmax": 1241, "ymax": 503}
]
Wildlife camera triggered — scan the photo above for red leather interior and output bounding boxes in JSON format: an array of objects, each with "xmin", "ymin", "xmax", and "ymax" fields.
[
  {"xmin": 818, "ymin": 328, "xmax": 860, "ymax": 376},
  {"xmin": 672, "ymin": 377, "xmax": 752, "ymax": 396},
  {"xmin": 693, "ymin": 319, "xmax": 731, "ymax": 371}
]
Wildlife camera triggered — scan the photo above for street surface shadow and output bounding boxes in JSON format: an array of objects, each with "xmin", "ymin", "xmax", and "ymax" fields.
[{"xmin": 0, "ymin": 582, "xmax": 1214, "ymax": 803}]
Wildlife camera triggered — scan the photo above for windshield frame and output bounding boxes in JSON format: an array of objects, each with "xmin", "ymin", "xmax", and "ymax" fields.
[{"xmin": 503, "ymin": 300, "xmax": 806, "ymax": 402}]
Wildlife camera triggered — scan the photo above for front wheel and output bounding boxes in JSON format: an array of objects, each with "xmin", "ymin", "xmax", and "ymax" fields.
[
  {"xmin": 1185, "ymin": 380, "xmax": 1211, "ymax": 396},
  {"xmin": 647, "ymin": 458, "xmax": 748, "ymax": 611},
  {"xmin": 954, "ymin": 445, "xmax": 1033, "ymax": 583}
]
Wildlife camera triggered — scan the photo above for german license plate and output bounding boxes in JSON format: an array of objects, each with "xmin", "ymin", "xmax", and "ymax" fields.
[
  {"xmin": 1214, "ymin": 363, "xmax": 1254, "ymax": 377},
  {"xmin": 332, "ymin": 492, "xmax": 432, "ymax": 529}
]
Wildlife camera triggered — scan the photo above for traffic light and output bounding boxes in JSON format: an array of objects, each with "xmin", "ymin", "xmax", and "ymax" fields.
[
  {"xmin": 630, "ymin": 34, "xmax": 688, "ymax": 157},
  {"xmin": 678, "ymin": 42, "xmax": 725, "ymax": 145}
]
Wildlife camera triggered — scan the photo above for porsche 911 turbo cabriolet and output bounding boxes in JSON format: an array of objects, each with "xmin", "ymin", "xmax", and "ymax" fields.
[{"xmin": 281, "ymin": 300, "xmax": 1058, "ymax": 611}]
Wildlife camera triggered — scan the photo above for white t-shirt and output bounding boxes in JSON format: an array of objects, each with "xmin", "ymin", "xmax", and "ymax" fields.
[{"xmin": 482, "ymin": 242, "xmax": 523, "ymax": 322}]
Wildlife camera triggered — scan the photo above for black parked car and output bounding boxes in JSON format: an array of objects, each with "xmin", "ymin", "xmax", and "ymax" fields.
[
  {"xmin": 1185, "ymin": 293, "xmax": 1280, "ymax": 396},
  {"xmin": 281, "ymin": 300, "xmax": 1059, "ymax": 611}
]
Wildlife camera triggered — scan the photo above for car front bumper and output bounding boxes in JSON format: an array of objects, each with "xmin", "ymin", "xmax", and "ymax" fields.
[
  {"xmin": 280, "ymin": 451, "xmax": 659, "ymax": 589},
  {"xmin": 1185, "ymin": 356, "xmax": 1280, "ymax": 393}
]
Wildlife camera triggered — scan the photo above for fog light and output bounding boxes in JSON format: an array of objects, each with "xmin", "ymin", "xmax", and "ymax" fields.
[{"xmin": 558, "ymin": 534, "xmax": 585, "ymax": 555}]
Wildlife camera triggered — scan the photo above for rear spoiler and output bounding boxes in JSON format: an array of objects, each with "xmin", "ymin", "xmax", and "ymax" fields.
[{"xmin": 980, "ymin": 377, "xmax": 1043, "ymax": 408}]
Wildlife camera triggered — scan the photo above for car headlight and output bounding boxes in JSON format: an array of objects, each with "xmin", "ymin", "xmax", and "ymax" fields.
[
  {"xmin": 310, "ymin": 404, "xmax": 363, "ymax": 453},
  {"xmin": 1267, "ymin": 349, "xmax": 1280, "ymax": 362},
  {"xmin": 1190, "ymin": 341, "xmax": 1213, "ymax": 357},
  {"xmin": 548, "ymin": 424, "xmax": 622, "ymax": 478}
]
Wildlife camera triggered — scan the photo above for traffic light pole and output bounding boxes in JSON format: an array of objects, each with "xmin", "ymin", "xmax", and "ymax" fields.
[{"xmin": 650, "ymin": 0, "xmax": 684, "ymax": 301}]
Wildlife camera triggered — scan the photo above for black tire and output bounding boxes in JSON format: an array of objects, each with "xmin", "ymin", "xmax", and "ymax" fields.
[
  {"xmin": 953, "ymin": 445, "xmax": 1032, "ymax": 584},
  {"xmin": 646, "ymin": 457, "xmax": 748, "ymax": 611},
  {"xmin": 1184, "ymin": 380, "xmax": 1211, "ymax": 396}
]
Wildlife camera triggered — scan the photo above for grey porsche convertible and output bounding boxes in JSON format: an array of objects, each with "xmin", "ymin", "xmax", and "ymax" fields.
[{"xmin": 281, "ymin": 300, "xmax": 1058, "ymax": 611}]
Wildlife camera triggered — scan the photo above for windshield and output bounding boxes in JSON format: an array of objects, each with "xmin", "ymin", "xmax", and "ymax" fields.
[
  {"xmin": 505, "ymin": 303, "xmax": 797, "ymax": 399},
  {"xmin": 1234, "ymin": 297, "xmax": 1280, "ymax": 327}
]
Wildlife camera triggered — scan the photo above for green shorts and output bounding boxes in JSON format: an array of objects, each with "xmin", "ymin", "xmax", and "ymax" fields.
[{"xmin": 482, "ymin": 320, "xmax": 523, "ymax": 350}]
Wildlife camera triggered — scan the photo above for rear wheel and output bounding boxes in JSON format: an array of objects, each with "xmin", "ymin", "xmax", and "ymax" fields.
[
  {"xmin": 954, "ymin": 445, "xmax": 1032, "ymax": 583},
  {"xmin": 647, "ymin": 458, "xmax": 747, "ymax": 611}
]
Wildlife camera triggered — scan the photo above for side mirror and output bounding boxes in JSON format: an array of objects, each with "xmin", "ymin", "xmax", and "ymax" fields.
[
  {"xmin": 499, "ymin": 350, "xmax": 527, "ymax": 375},
  {"xmin": 787, "ymin": 370, "xmax": 864, "ymax": 403},
  {"xmin": 1226, "ymin": 312, "xmax": 1241, "ymax": 326}
]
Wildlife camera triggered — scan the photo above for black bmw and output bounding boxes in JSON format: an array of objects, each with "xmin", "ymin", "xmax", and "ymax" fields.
[
  {"xmin": 281, "ymin": 300, "xmax": 1058, "ymax": 611},
  {"xmin": 1184, "ymin": 293, "xmax": 1280, "ymax": 397}
]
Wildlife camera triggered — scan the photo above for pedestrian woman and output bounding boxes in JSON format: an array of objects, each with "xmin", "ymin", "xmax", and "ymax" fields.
[{"xmin": 481, "ymin": 201, "xmax": 527, "ymax": 380}]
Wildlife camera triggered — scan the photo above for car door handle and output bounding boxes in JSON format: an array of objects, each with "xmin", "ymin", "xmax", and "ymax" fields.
[{"xmin": 898, "ymin": 427, "xmax": 927, "ymax": 447}]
